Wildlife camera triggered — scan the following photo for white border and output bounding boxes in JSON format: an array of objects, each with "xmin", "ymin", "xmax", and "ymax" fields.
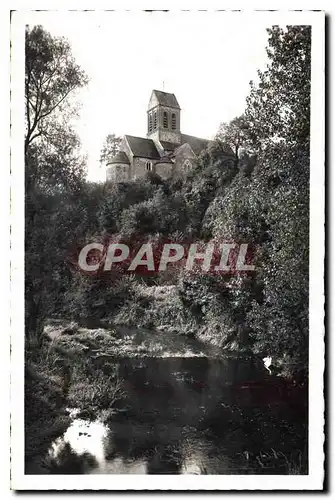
[
  {"xmin": 10, "ymin": 8, "xmax": 325, "ymax": 491},
  {"xmin": 1, "ymin": 4, "xmax": 11, "ymax": 496}
]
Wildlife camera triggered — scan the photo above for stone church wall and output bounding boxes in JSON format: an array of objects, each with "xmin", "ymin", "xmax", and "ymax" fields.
[
  {"xmin": 174, "ymin": 143, "xmax": 196, "ymax": 174},
  {"xmin": 133, "ymin": 157, "xmax": 153, "ymax": 179},
  {"xmin": 155, "ymin": 162, "xmax": 174, "ymax": 180},
  {"xmin": 106, "ymin": 163, "xmax": 131, "ymax": 182}
]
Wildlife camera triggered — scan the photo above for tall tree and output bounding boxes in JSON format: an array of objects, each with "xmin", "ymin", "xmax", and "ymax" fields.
[
  {"xmin": 242, "ymin": 26, "xmax": 311, "ymax": 366},
  {"xmin": 245, "ymin": 26, "xmax": 311, "ymax": 151},
  {"xmin": 25, "ymin": 26, "xmax": 88, "ymax": 344},
  {"xmin": 196, "ymin": 26, "xmax": 311, "ymax": 368}
]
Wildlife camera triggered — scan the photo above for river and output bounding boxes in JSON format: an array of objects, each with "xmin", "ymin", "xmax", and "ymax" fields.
[{"xmin": 27, "ymin": 354, "xmax": 308, "ymax": 475}]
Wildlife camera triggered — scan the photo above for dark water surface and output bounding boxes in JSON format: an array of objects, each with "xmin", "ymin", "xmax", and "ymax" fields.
[{"xmin": 29, "ymin": 356, "xmax": 308, "ymax": 475}]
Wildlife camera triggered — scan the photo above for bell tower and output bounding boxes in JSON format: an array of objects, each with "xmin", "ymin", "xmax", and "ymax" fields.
[{"xmin": 147, "ymin": 90, "xmax": 181, "ymax": 147}]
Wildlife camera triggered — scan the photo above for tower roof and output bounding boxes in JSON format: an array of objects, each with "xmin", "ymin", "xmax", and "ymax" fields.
[{"xmin": 149, "ymin": 90, "xmax": 180, "ymax": 110}]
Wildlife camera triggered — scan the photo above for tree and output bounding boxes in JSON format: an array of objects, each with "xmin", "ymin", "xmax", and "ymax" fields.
[
  {"xmin": 245, "ymin": 26, "xmax": 311, "ymax": 152},
  {"xmin": 216, "ymin": 115, "xmax": 253, "ymax": 162},
  {"xmin": 25, "ymin": 26, "xmax": 89, "ymax": 196},
  {"xmin": 25, "ymin": 26, "xmax": 89, "ymax": 344},
  {"xmin": 100, "ymin": 133, "xmax": 122, "ymax": 165},
  {"xmin": 241, "ymin": 26, "xmax": 311, "ymax": 367},
  {"xmin": 187, "ymin": 26, "xmax": 311, "ymax": 369},
  {"xmin": 25, "ymin": 26, "xmax": 88, "ymax": 155},
  {"xmin": 26, "ymin": 124, "xmax": 87, "ymax": 195}
]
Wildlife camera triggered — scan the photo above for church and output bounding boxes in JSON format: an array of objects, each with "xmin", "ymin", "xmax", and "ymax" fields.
[{"xmin": 106, "ymin": 90, "xmax": 234, "ymax": 182}]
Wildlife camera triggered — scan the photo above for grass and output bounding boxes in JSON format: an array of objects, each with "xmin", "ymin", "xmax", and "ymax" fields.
[
  {"xmin": 67, "ymin": 369, "xmax": 124, "ymax": 416},
  {"xmin": 113, "ymin": 284, "xmax": 198, "ymax": 336},
  {"xmin": 25, "ymin": 350, "xmax": 72, "ymax": 467}
]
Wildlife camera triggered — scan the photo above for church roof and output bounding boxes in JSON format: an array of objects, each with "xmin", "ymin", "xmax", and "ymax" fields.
[
  {"xmin": 180, "ymin": 134, "xmax": 210, "ymax": 155},
  {"xmin": 180, "ymin": 134, "xmax": 235, "ymax": 156},
  {"xmin": 107, "ymin": 151, "xmax": 130, "ymax": 165},
  {"xmin": 152, "ymin": 90, "xmax": 180, "ymax": 109},
  {"xmin": 125, "ymin": 135, "xmax": 160, "ymax": 159}
]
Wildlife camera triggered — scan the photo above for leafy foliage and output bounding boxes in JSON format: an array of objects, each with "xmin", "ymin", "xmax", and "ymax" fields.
[
  {"xmin": 25, "ymin": 25, "xmax": 88, "ymax": 154},
  {"xmin": 245, "ymin": 26, "xmax": 311, "ymax": 151},
  {"xmin": 216, "ymin": 114, "xmax": 254, "ymax": 160}
]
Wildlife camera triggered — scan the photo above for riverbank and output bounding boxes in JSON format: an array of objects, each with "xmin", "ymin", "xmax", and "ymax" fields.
[{"xmin": 62, "ymin": 280, "xmax": 307, "ymax": 380}]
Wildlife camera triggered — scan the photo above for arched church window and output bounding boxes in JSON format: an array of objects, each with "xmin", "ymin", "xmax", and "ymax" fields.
[
  {"xmin": 172, "ymin": 113, "xmax": 176, "ymax": 130},
  {"xmin": 146, "ymin": 161, "xmax": 152, "ymax": 171},
  {"xmin": 163, "ymin": 111, "xmax": 168, "ymax": 128},
  {"xmin": 153, "ymin": 111, "xmax": 157, "ymax": 130},
  {"xmin": 149, "ymin": 114, "xmax": 153, "ymax": 133}
]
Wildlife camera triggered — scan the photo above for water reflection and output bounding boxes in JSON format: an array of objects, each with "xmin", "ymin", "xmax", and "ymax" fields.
[
  {"xmin": 38, "ymin": 356, "xmax": 307, "ymax": 475},
  {"xmin": 48, "ymin": 418, "xmax": 107, "ymax": 472},
  {"xmin": 47, "ymin": 418, "xmax": 148, "ymax": 474}
]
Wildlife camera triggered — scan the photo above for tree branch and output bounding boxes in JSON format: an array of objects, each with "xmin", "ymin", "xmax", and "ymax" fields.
[{"xmin": 39, "ymin": 86, "xmax": 77, "ymax": 120}]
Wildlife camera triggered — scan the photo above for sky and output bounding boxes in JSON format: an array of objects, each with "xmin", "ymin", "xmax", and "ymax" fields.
[{"xmin": 26, "ymin": 11, "xmax": 271, "ymax": 181}]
